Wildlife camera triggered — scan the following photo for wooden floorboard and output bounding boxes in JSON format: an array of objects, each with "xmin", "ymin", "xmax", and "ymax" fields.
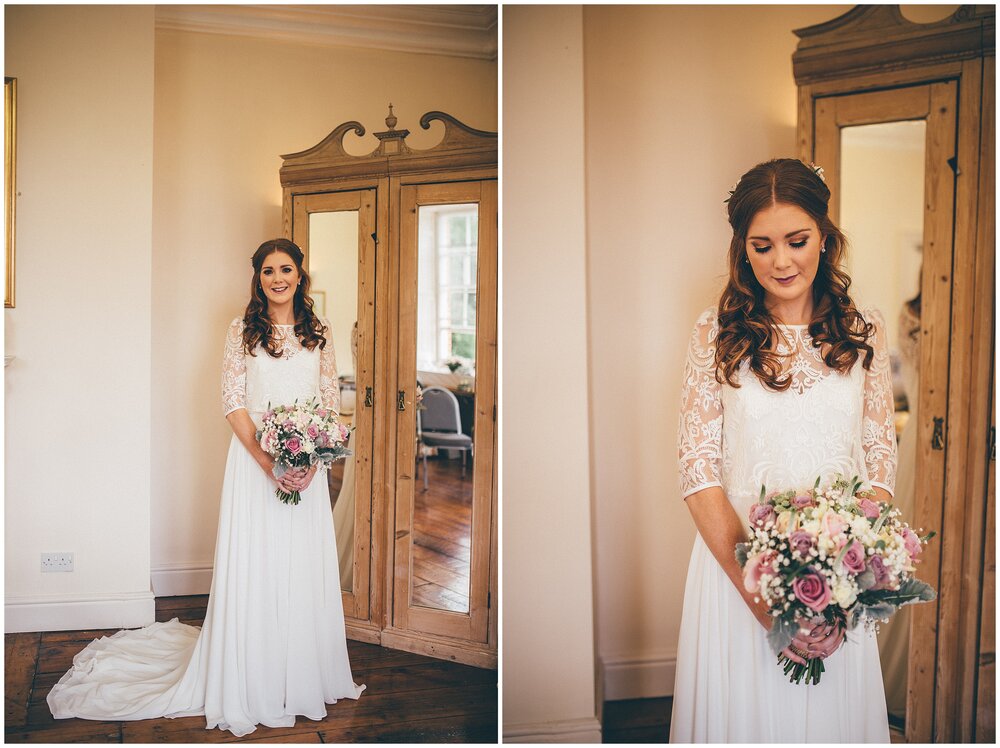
[
  {"xmin": 411, "ymin": 456, "xmax": 473, "ymax": 613},
  {"xmin": 602, "ymin": 697, "xmax": 671, "ymax": 744},
  {"xmin": 6, "ymin": 595, "xmax": 497, "ymax": 744}
]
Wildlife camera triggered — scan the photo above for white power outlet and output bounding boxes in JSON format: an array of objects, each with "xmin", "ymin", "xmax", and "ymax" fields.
[{"xmin": 41, "ymin": 552, "xmax": 74, "ymax": 573}]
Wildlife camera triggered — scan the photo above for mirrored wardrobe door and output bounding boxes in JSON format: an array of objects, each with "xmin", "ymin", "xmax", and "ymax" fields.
[
  {"xmin": 392, "ymin": 179, "xmax": 497, "ymax": 646},
  {"xmin": 815, "ymin": 81, "xmax": 958, "ymax": 731},
  {"xmin": 291, "ymin": 188, "xmax": 377, "ymax": 623}
]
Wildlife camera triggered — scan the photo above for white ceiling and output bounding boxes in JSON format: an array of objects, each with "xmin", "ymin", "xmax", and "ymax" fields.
[{"xmin": 155, "ymin": 5, "xmax": 498, "ymax": 61}]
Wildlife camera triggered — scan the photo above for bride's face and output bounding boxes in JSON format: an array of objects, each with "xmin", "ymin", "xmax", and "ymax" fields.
[
  {"xmin": 259, "ymin": 251, "xmax": 300, "ymax": 307},
  {"xmin": 744, "ymin": 202, "xmax": 826, "ymax": 311}
]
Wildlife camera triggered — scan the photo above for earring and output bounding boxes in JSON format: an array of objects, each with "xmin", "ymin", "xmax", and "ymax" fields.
[
  {"xmin": 745, "ymin": 257, "xmax": 750, "ymax": 264},
  {"xmin": 821, "ymin": 247, "xmax": 827, "ymax": 254}
]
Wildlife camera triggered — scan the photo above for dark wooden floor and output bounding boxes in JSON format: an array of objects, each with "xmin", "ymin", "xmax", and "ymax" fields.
[
  {"xmin": 5, "ymin": 595, "xmax": 497, "ymax": 743},
  {"xmin": 602, "ymin": 697, "xmax": 671, "ymax": 743},
  {"xmin": 600, "ymin": 696, "xmax": 905, "ymax": 743},
  {"xmin": 413, "ymin": 456, "xmax": 472, "ymax": 612}
]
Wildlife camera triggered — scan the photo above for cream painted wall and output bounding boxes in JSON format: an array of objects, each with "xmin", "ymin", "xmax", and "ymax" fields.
[
  {"xmin": 502, "ymin": 6, "xmax": 600, "ymax": 742},
  {"xmin": 150, "ymin": 30, "xmax": 496, "ymax": 585},
  {"xmin": 4, "ymin": 6, "xmax": 156, "ymax": 629},
  {"xmin": 581, "ymin": 5, "xmax": 850, "ymax": 698}
]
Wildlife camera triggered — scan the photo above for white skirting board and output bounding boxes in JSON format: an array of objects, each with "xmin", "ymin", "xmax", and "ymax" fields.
[
  {"xmin": 601, "ymin": 651, "xmax": 677, "ymax": 701},
  {"xmin": 149, "ymin": 562, "xmax": 214, "ymax": 597},
  {"xmin": 503, "ymin": 716, "xmax": 603, "ymax": 743},
  {"xmin": 5, "ymin": 591, "xmax": 156, "ymax": 633}
]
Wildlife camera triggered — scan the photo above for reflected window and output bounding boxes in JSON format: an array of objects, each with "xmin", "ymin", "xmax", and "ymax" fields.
[{"xmin": 417, "ymin": 204, "xmax": 478, "ymax": 373}]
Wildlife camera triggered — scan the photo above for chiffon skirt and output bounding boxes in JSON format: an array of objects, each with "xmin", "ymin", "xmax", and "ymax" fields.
[
  {"xmin": 669, "ymin": 534, "xmax": 890, "ymax": 743},
  {"xmin": 47, "ymin": 434, "xmax": 365, "ymax": 737}
]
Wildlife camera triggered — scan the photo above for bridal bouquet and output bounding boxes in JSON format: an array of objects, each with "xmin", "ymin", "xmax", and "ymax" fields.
[
  {"xmin": 256, "ymin": 398, "xmax": 352, "ymax": 505},
  {"xmin": 736, "ymin": 475, "xmax": 936, "ymax": 685}
]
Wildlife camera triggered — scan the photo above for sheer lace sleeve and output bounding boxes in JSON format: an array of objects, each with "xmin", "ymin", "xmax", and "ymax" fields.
[
  {"xmin": 678, "ymin": 307, "xmax": 724, "ymax": 499},
  {"xmin": 861, "ymin": 308, "xmax": 897, "ymax": 495},
  {"xmin": 222, "ymin": 317, "xmax": 247, "ymax": 417},
  {"xmin": 319, "ymin": 318, "xmax": 341, "ymax": 414}
]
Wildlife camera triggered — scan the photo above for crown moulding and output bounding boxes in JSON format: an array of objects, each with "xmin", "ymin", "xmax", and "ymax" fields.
[
  {"xmin": 792, "ymin": 5, "xmax": 994, "ymax": 85},
  {"xmin": 155, "ymin": 5, "xmax": 498, "ymax": 61}
]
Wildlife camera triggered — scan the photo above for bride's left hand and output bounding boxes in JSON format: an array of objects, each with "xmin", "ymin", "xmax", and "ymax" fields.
[{"xmin": 285, "ymin": 465, "xmax": 319, "ymax": 492}]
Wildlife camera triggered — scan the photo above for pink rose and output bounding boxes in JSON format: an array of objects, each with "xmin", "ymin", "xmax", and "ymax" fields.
[
  {"xmin": 749, "ymin": 503, "xmax": 776, "ymax": 528},
  {"xmin": 743, "ymin": 549, "xmax": 778, "ymax": 593},
  {"xmin": 307, "ymin": 424, "xmax": 320, "ymax": 439},
  {"xmin": 820, "ymin": 511, "xmax": 848, "ymax": 542},
  {"xmin": 286, "ymin": 437, "xmax": 302, "ymax": 454},
  {"xmin": 841, "ymin": 540, "xmax": 867, "ymax": 574},
  {"xmin": 867, "ymin": 555, "xmax": 891, "ymax": 590},
  {"xmin": 858, "ymin": 498, "xmax": 881, "ymax": 519},
  {"xmin": 317, "ymin": 408, "xmax": 329, "ymax": 419},
  {"xmin": 789, "ymin": 529, "xmax": 815, "ymax": 557},
  {"xmin": 792, "ymin": 570, "xmax": 832, "ymax": 612},
  {"xmin": 791, "ymin": 494, "xmax": 815, "ymax": 509},
  {"xmin": 902, "ymin": 528, "xmax": 923, "ymax": 560},
  {"xmin": 282, "ymin": 419, "xmax": 294, "ymax": 430}
]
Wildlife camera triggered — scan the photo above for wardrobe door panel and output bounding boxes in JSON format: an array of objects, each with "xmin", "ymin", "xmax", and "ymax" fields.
[
  {"xmin": 392, "ymin": 180, "xmax": 497, "ymax": 648},
  {"xmin": 291, "ymin": 189, "xmax": 377, "ymax": 625}
]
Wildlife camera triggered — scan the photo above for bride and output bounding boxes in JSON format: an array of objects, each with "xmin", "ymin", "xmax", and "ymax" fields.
[
  {"xmin": 671, "ymin": 159, "xmax": 896, "ymax": 742},
  {"xmin": 47, "ymin": 238, "xmax": 365, "ymax": 736}
]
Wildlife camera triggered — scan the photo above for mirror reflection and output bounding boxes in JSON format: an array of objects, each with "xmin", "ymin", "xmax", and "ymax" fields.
[
  {"xmin": 308, "ymin": 210, "xmax": 360, "ymax": 593},
  {"xmin": 413, "ymin": 203, "xmax": 478, "ymax": 613},
  {"xmin": 840, "ymin": 119, "xmax": 925, "ymax": 729}
]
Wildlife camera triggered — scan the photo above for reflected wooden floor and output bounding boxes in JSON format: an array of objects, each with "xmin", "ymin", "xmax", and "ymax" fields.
[
  {"xmin": 413, "ymin": 456, "xmax": 473, "ymax": 612},
  {"xmin": 5, "ymin": 595, "xmax": 497, "ymax": 744}
]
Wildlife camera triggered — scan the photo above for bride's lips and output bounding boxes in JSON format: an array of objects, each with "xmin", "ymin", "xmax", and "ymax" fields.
[{"xmin": 775, "ymin": 274, "xmax": 798, "ymax": 285}]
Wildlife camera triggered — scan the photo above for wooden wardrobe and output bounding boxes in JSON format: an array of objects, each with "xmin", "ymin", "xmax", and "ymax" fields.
[
  {"xmin": 793, "ymin": 6, "xmax": 994, "ymax": 741},
  {"xmin": 279, "ymin": 109, "xmax": 498, "ymax": 668}
]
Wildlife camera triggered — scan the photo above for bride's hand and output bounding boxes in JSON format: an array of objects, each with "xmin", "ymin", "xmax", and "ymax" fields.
[
  {"xmin": 792, "ymin": 618, "xmax": 846, "ymax": 660},
  {"xmin": 277, "ymin": 465, "xmax": 316, "ymax": 492},
  {"xmin": 292, "ymin": 465, "xmax": 319, "ymax": 492}
]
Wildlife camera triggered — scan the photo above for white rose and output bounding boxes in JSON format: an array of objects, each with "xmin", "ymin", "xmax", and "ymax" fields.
[{"xmin": 833, "ymin": 580, "xmax": 857, "ymax": 608}]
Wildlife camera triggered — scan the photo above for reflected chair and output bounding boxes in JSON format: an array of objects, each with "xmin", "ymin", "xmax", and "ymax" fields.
[{"xmin": 417, "ymin": 385, "xmax": 473, "ymax": 491}]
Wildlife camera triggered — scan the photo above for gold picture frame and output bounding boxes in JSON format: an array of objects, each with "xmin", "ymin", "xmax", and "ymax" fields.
[{"xmin": 5, "ymin": 77, "xmax": 15, "ymax": 308}]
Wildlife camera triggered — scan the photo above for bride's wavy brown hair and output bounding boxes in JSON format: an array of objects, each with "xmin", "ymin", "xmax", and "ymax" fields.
[
  {"xmin": 716, "ymin": 159, "xmax": 874, "ymax": 391},
  {"xmin": 242, "ymin": 238, "xmax": 327, "ymax": 358}
]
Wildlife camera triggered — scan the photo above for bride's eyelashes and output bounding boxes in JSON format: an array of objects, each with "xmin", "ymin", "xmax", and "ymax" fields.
[{"xmin": 751, "ymin": 239, "xmax": 809, "ymax": 253}]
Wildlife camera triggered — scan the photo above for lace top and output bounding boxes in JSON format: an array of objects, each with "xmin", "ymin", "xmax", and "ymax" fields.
[
  {"xmin": 677, "ymin": 306, "xmax": 896, "ymax": 514},
  {"xmin": 221, "ymin": 317, "xmax": 340, "ymax": 421}
]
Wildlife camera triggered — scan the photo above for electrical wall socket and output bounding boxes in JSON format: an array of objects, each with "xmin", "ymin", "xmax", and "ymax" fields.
[{"xmin": 41, "ymin": 553, "xmax": 74, "ymax": 573}]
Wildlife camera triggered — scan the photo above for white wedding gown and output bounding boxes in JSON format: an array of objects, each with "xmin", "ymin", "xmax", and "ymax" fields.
[
  {"xmin": 47, "ymin": 317, "xmax": 365, "ymax": 737},
  {"xmin": 671, "ymin": 306, "xmax": 897, "ymax": 743}
]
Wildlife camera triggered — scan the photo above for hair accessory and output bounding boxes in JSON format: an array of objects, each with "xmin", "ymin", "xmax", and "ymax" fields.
[
  {"xmin": 724, "ymin": 178, "xmax": 740, "ymax": 204},
  {"xmin": 808, "ymin": 162, "xmax": 826, "ymax": 183}
]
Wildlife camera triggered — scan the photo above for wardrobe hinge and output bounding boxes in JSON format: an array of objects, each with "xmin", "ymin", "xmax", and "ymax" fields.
[
  {"xmin": 989, "ymin": 426, "xmax": 995, "ymax": 461},
  {"xmin": 364, "ymin": 386, "xmax": 373, "ymax": 408},
  {"xmin": 370, "ymin": 231, "xmax": 378, "ymax": 244},
  {"xmin": 493, "ymin": 404, "xmax": 496, "ymax": 422},
  {"xmin": 487, "ymin": 591, "xmax": 491, "ymax": 609},
  {"xmin": 947, "ymin": 156, "xmax": 960, "ymax": 176}
]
